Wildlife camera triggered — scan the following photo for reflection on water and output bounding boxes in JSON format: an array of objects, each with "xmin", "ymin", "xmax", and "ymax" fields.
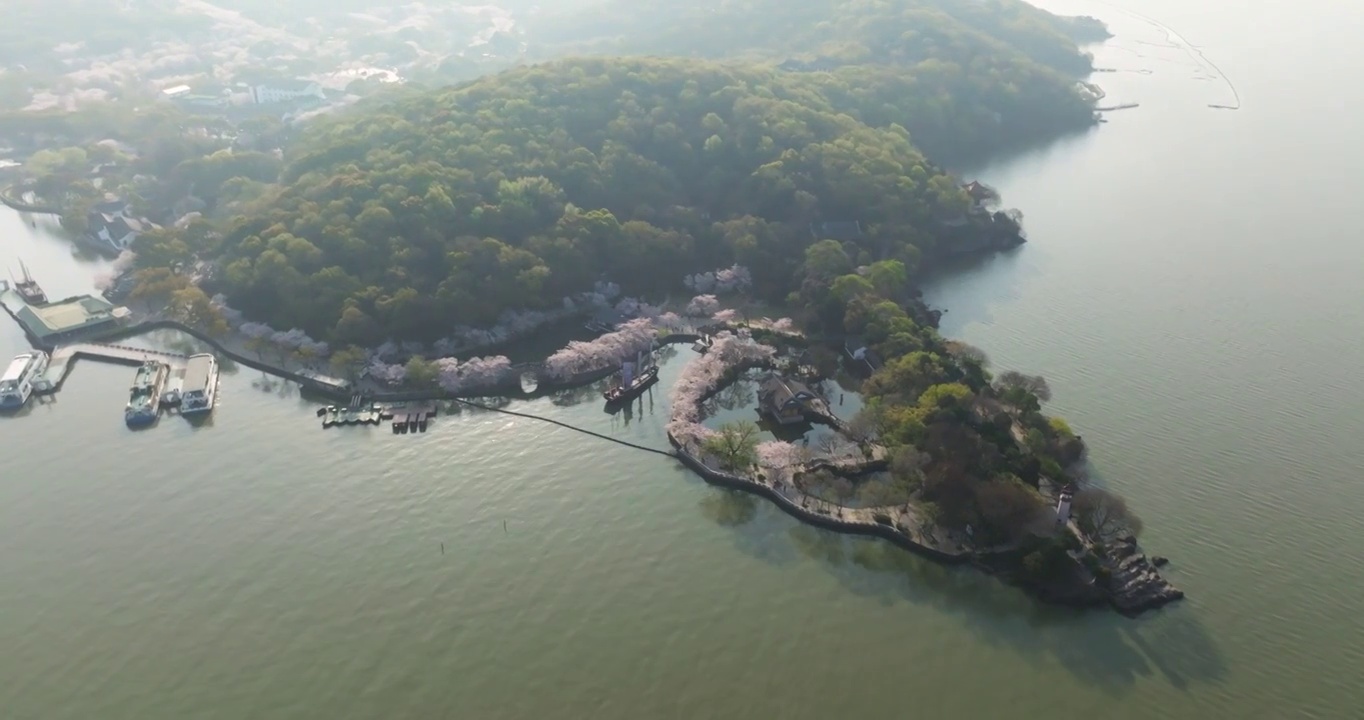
[{"xmin": 698, "ymin": 489, "xmax": 759, "ymax": 527}]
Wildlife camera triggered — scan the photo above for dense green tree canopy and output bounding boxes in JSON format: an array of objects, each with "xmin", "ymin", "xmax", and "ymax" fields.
[
  {"xmin": 527, "ymin": 0, "xmax": 1099, "ymax": 161},
  {"xmin": 205, "ymin": 56, "xmax": 1065, "ymax": 341},
  {"xmin": 100, "ymin": 0, "xmax": 1107, "ymax": 344}
]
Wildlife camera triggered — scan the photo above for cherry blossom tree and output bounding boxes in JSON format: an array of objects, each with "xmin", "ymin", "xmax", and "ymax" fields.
[
  {"xmin": 238, "ymin": 322, "xmax": 272, "ymax": 339},
  {"xmin": 542, "ymin": 318, "xmax": 657, "ymax": 380},
  {"xmin": 615, "ymin": 296, "xmax": 662, "ymax": 319},
  {"xmin": 665, "ymin": 420, "xmax": 717, "ymax": 449},
  {"xmin": 686, "ymin": 294, "xmax": 720, "ymax": 317},
  {"xmin": 436, "ymin": 355, "xmax": 514, "ymax": 394},
  {"xmin": 271, "ymin": 328, "xmax": 311, "ymax": 350},
  {"xmin": 713, "ymin": 265, "xmax": 752, "ymax": 293},
  {"xmin": 756, "ymin": 440, "xmax": 806, "ymax": 470},
  {"xmin": 711, "ymin": 308, "xmax": 740, "ymax": 323},
  {"xmin": 366, "ymin": 359, "xmax": 407, "ymax": 385},
  {"xmin": 668, "ymin": 332, "xmax": 776, "ymax": 426},
  {"xmin": 94, "ymin": 251, "xmax": 136, "ymax": 291},
  {"xmin": 654, "ymin": 312, "xmax": 685, "ymax": 331},
  {"xmin": 685, "ymin": 265, "xmax": 751, "ymax": 295}
]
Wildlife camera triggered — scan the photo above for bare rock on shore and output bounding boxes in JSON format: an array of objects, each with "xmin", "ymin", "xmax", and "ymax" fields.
[{"xmin": 1104, "ymin": 536, "xmax": 1183, "ymax": 616}]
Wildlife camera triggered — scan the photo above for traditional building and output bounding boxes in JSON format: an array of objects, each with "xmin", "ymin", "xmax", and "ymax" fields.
[
  {"xmin": 758, "ymin": 374, "xmax": 820, "ymax": 425},
  {"xmin": 85, "ymin": 196, "xmax": 154, "ymax": 253}
]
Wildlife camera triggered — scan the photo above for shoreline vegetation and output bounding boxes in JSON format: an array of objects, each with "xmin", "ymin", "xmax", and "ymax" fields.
[{"xmin": 2, "ymin": 1, "xmax": 1183, "ymax": 613}]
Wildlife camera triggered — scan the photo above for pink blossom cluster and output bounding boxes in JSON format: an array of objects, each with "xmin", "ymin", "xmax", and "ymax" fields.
[
  {"xmin": 756, "ymin": 440, "xmax": 803, "ymax": 469},
  {"xmin": 367, "ymin": 359, "xmax": 407, "ymax": 385},
  {"xmin": 542, "ymin": 318, "xmax": 657, "ymax": 380},
  {"xmin": 686, "ymin": 294, "xmax": 720, "ymax": 317},
  {"xmin": 654, "ymin": 312, "xmax": 686, "ymax": 331},
  {"xmin": 435, "ymin": 281, "xmax": 620, "ymax": 355},
  {"xmin": 711, "ymin": 308, "xmax": 740, "ymax": 323},
  {"xmin": 684, "ymin": 265, "xmax": 752, "ymax": 294},
  {"xmin": 238, "ymin": 321, "xmax": 272, "ymax": 339},
  {"xmin": 667, "ymin": 332, "xmax": 775, "ymax": 427},
  {"xmin": 748, "ymin": 316, "xmax": 799, "ymax": 334},
  {"xmin": 615, "ymin": 296, "xmax": 663, "ymax": 319},
  {"xmin": 94, "ymin": 251, "xmax": 136, "ymax": 291},
  {"xmin": 434, "ymin": 355, "xmax": 514, "ymax": 394},
  {"xmin": 666, "ymin": 420, "xmax": 717, "ymax": 449},
  {"xmin": 234, "ymin": 319, "xmax": 329, "ymax": 357}
]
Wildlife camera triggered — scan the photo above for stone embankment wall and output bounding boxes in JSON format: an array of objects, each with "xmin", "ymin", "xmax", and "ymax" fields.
[
  {"xmin": 0, "ymin": 185, "xmax": 62, "ymax": 213},
  {"xmin": 669, "ymin": 437, "xmax": 970, "ymax": 565}
]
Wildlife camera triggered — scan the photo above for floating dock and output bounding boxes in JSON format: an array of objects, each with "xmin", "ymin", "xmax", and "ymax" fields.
[
  {"xmin": 318, "ymin": 398, "xmax": 436, "ymax": 434},
  {"xmin": 389, "ymin": 402, "xmax": 436, "ymax": 435}
]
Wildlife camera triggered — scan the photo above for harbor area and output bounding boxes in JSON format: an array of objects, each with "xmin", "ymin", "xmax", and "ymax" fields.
[
  {"xmin": 0, "ymin": 284, "xmax": 131, "ymax": 345},
  {"xmin": 35, "ymin": 342, "xmax": 190, "ymax": 396}
]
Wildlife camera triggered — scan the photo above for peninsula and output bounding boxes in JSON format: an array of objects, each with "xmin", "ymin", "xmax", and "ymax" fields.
[{"xmin": 1, "ymin": 0, "xmax": 1180, "ymax": 614}]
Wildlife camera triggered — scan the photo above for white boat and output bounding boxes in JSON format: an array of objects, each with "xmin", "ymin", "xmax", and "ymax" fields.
[
  {"xmin": 0, "ymin": 351, "xmax": 50, "ymax": 411},
  {"xmin": 179, "ymin": 353, "xmax": 219, "ymax": 416}
]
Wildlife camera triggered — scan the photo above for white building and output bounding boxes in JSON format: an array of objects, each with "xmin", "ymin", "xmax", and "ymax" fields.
[
  {"xmin": 251, "ymin": 80, "xmax": 325, "ymax": 104},
  {"xmin": 162, "ymin": 84, "xmax": 192, "ymax": 99},
  {"xmin": 86, "ymin": 197, "xmax": 155, "ymax": 253},
  {"xmin": 1055, "ymin": 489, "xmax": 1074, "ymax": 526}
]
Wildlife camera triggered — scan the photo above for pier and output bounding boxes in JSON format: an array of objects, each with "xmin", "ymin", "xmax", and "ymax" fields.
[{"xmin": 34, "ymin": 342, "xmax": 190, "ymax": 395}]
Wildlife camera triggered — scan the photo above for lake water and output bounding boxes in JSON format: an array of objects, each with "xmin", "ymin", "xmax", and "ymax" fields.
[{"xmin": 3, "ymin": 1, "xmax": 1362, "ymax": 717}]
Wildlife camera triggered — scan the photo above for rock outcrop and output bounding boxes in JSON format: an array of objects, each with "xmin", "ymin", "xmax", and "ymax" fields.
[{"xmin": 1103, "ymin": 536, "xmax": 1184, "ymax": 616}]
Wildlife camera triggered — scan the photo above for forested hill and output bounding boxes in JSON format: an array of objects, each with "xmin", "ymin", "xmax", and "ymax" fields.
[
  {"xmin": 529, "ymin": 0, "xmax": 1102, "ymax": 72},
  {"xmin": 200, "ymin": 58, "xmax": 985, "ymax": 342},
  {"xmin": 161, "ymin": 0, "xmax": 1110, "ymax": 345},
  {"xmin": 524, "ymin": 0, "xmax": 1103, "ymax": 161}
]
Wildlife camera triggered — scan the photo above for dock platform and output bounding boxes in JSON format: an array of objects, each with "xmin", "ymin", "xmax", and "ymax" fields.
[
  {"xmin": 318, "ymin": 398, "xmax": 436, "ymax": 434},
  {"xmin": 34, "ymin": 342, "xmax": 190, "ymax": 395}
]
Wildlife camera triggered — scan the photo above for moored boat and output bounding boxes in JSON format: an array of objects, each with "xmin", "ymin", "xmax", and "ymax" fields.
[
  {"xmin": 125, "ymin": 360, "xmax": 168, "ymax": 427},
  {"xmin": 0, "ymin": 351, "xmax": 50, "ymax": 411},
  {"xmin": 180, "ymin": 353, "xmax": 219, "ymax": 416},
  {"xmin": 603, "ymin": 344, "xmax": 659, "ymax": 407},
  {"xmin": 12, "ymin": 260, "xmax": 47, "ymax": 304}
]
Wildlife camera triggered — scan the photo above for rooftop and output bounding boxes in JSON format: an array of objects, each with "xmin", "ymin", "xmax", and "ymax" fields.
[
  {"xmin": 298, "ymin": 369, "xmax": 350, "ymax": 389},
  {"xmin": 759, "ymin": 374, "xmax": 816, "ymax": 409},
  {"xmin": 184, "ymin": 354, "xmax": 216, "ymax": 392},
  {"xmin": 1, "ymin": 354, "xmax": 34, "ymax": 383},
  {"xmin": 15, "ymin": 295, "xmax": 126, "ymax": 340}
]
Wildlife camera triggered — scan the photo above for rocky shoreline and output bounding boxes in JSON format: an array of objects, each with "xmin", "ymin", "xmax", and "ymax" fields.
[{"xmin": 1103, "ymin": 535, "xmax": 1185, "ymax": 616}]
